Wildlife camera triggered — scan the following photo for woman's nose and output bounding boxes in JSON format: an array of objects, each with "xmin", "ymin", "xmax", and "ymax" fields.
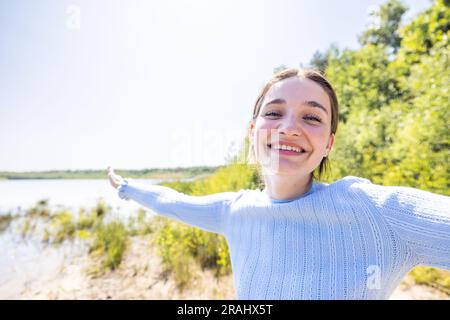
[{"xmin": 278, "ymin": 116, "xmax": 301, "ymax": 136}]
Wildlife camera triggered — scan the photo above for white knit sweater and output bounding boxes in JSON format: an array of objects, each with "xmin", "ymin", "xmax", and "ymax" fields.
[{"xmin": 118, "ymin": 176, "xmax": 450, "ymax": 299}]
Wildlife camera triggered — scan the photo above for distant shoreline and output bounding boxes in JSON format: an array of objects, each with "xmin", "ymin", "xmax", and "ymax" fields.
[{"xmin": 0, "ymin": 166, "xmax": 224, "ymax": 180}]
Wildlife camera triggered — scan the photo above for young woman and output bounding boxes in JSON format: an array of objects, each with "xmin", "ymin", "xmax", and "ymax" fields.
[{"xmin": 107, "ymin": 68, "xmax": 450, "ymax": 300}]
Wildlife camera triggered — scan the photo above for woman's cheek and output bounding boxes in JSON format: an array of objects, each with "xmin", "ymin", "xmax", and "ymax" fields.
[
  {"xmin": 304, "ymin": 124, "xmax": 328, "ymax": 140},
  {"xmin": 257, "ymin": 118, "xmax": 276, "ymax": 130},
  {"xmin": 300, "ymin": 125, "xmax": 325, "ymax": 149},
  {"xmin": 254, "ymin": 120, "xmax": 276, "ymax": 142},
  {"xmin": 302, "ymin": 121, "xmax": 321, "ymax": 131}
]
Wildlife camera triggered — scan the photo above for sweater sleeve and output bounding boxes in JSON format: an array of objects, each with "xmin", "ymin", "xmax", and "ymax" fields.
[
  {"xmin": 350, "ymin": 177, "xmax": 450, "ymax": 270},
  {"xmin": 117, "ymin": 178, "xmax": 236, "ymax": 235}
]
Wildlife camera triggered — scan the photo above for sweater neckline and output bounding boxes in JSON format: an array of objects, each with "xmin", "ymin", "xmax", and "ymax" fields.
[{"xmin": 261, "ymin": 182, "xmax": 320, "ymax": 203}]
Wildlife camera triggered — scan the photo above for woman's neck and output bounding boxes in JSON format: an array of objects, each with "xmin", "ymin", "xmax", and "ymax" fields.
[{"xmin": 262, "ymin": 173, "xmax": 313, "ymax": 201}]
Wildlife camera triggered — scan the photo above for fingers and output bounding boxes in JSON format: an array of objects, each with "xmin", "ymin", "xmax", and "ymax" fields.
[
  {"xmin": 107, "ymin": 166, "xmax": 124, "ymax": 189},
  {"xmin": 107, "ymin": 167, "xmax": 117, "ymax": 178}
]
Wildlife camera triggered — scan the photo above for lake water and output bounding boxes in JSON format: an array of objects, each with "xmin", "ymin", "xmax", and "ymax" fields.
[
  {"xmin": 0, "ymin": 178, "xmax": 173, "ymax": 298},
  {"xmin": 0, "ymin": 178, "xmax": 164, "ymax": 215}
]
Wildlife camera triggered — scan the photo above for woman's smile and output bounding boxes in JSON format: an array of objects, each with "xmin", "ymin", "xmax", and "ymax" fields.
[{"xmin": 268, "ymin": 143, "xmax": 308, "ymax": 156}]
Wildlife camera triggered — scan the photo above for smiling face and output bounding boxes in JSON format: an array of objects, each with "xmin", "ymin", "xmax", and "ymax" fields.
[{"xmin": 249, "ymin": 76, "xmax": 335, "ymax": 177}]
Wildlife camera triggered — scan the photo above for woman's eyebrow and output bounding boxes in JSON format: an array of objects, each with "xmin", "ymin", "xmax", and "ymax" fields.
[{"xmin": 264, "ymin": 98, "xmax": 328, "ymax": 115}]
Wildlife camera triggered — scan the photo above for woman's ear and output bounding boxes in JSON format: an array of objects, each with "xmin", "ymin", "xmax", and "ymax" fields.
[
  {"xmin": 247, "ymin": 120, "xmax": 256, "ymax": 165},
  {"xmin": 248, "ymin": 120, "xmax": 255, "ymax": 138},
  {"xmin": 325, "ymin": 133, "xmax": 335, "ymax": 157}
]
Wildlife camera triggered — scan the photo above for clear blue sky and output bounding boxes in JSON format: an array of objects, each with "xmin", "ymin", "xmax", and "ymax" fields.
[{"xmin": 0, "ymin": 0, "xmax": 433, "ymax": 172}]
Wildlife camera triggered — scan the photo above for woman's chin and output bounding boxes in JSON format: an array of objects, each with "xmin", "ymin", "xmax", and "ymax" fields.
[{"xmin": 262, "ymin": 162, "xmax": 310, "ymax": 176}]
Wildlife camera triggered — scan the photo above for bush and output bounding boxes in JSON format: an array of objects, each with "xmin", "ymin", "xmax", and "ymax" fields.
[
  {"xmin": 410, "ymin": 266, "xmax": 450, "ymax": 294},
  {"xmin": 90, "ymin": 220, "xmax": 128, "ymax": 271}
]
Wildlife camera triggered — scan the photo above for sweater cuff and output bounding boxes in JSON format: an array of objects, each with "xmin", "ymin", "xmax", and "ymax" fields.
[{"xmin": 118, "ymin": 178, "xmax": 132, "ymax": 200}]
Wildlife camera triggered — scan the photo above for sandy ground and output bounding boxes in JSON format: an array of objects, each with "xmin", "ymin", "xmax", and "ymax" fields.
[
  {"xmin": 19, "ymin": 235, "xmax": 235, "ymax": 300},
  {"xmin": 17, "ymin": 235, "xmax": 449, "ymax": 300}
]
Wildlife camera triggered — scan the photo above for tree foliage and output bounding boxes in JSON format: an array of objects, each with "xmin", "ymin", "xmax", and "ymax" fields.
[
  {"xmin": 324, "ymin": 0, "xmax": 449, "ymax": 195},
  {"xmin": 358, "ymin": 0, "xmax": 408, "ymax": 54}
]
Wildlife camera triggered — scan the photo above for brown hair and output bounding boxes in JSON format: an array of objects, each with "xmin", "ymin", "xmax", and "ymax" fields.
[{"xmin": 247, "ymin": 68, "xmax": 339, "ymax": 182}]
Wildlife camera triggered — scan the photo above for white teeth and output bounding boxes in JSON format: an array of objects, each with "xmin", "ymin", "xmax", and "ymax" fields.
[{"xmin": 270, "ymin": 144, "xmax": 304, "ymax": 153}]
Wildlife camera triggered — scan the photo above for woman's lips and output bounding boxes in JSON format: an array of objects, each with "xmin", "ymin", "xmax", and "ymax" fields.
[{"xmin": 267, "ymin": 144, "xmax": 307, "ymax": 156}]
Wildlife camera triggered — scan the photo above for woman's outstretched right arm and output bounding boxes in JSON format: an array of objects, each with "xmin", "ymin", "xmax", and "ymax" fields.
[{"xmin": 107, "ymin": 166, "xmax": 236, "ymax": 235}]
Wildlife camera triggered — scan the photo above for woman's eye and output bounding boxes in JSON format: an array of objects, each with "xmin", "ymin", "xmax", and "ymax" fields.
[
  {"xmin": 264, "ymin": 112, "xmax": 322, "ymax": 123},
  {"xmin": 304, "ymin": 115, "xmax": 322, "ymax": 122},
  {"xmin": 264, "ymin": 112, "xmax": 281, "ymax": 117}
]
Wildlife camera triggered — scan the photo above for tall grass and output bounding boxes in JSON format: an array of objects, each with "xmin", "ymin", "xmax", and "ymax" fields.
[
  {"xmin": 0, "ymin": 213, "xmax": 13, "ymax": 233},
  {"xmin": 19, "ymin": 199, "xmax": 132, "ymax": 273},
  {"xmin": 90, "ymin": 221, "xmax": 128, "ymax": 271}
]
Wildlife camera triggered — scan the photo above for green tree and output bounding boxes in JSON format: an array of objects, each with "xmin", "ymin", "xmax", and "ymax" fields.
[
  {"xmin": 391, "ymin": 0, "xmax": 450, "ymax": 78},
  {"xmin": 358, "ymin": 0, "xmax": 408, "ymax": 54},
  {"xmin": 308, "ymin": 43, "xmax": 339, "ymax": 73},
  {"xmin": 326, "ymin": 44, "xmax": 402, "ymax": 123},
  {"xmin": 325, "ymin": 0, "xmax": 449, "ymax": 195}
]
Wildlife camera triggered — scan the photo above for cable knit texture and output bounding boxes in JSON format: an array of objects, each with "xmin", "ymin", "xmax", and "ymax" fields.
[{"xmin": 118, "ymin": 176, "xmax": 450, "ymax": 300}]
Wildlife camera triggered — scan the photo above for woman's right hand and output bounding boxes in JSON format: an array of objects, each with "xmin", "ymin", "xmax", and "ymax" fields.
[{"xmin": 107, "ymin": 166, "xmax": 124, "ymax": 189}]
